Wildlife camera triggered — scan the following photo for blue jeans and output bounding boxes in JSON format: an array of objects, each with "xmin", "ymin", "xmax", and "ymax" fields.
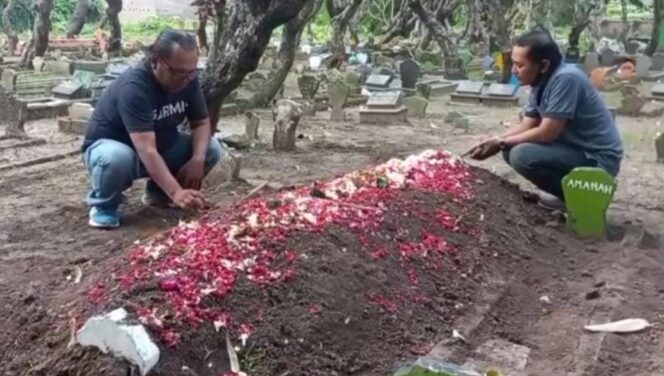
[
  {"xmin": 503, "ymin": 143, "xmax": 597, "ymax": 199},
  {"xmin": 83, "ymin": 133, "xmax": 224, "ymax": 209}
]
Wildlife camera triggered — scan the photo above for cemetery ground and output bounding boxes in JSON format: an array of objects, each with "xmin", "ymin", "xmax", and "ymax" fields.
[{"xmin": 0, "ymin": 89, "xmax": 663, "ymax": 375}]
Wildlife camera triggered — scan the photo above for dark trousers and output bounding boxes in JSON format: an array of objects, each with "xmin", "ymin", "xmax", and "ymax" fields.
[{"xmin": 502, "ymin": 143, "xmax": 597, "ymax": 199}]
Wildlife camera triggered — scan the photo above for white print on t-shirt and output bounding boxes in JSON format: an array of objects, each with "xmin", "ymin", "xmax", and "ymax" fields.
[{"xmin": 153, "ymin": 101, "xmax": 189, "ymax": 121}]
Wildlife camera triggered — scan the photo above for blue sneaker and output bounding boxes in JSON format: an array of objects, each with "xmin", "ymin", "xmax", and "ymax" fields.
[{"xmin": 89, "ymin": 207, "xmax": 120, "ymax": 229}]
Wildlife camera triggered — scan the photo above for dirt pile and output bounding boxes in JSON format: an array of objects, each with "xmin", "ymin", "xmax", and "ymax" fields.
[{"xmin": 40, "ymin": 150, "xmax": 577, "ymax": 376}]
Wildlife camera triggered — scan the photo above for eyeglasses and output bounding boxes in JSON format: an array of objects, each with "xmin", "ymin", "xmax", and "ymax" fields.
[{"xmin": 160, "ymin": 59, "xmax": 198, "ymax": 80}]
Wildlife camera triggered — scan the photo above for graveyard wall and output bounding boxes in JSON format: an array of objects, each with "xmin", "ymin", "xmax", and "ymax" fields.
[{"xmin": 120, "ymin": 0, "xmax": 198, "ymax": 23}]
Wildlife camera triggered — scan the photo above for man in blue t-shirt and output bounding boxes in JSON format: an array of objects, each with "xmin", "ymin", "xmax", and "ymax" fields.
[
  {"xmin": 467, "ymin": 29, "xmax": 623, "ymax": 210},
  {"xmin": 82, "ymin": 29, "xmax": 223, "ymax": 228}
]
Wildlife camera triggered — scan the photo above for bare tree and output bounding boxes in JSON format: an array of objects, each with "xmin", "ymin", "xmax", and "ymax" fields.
[
  {"xmin": 466, "ymin": 0, "xmax": 488, "ymax": 54},
  {"xmin": 568, "ymin": 0, "xmax": 607, "ymax": 51},
  {"xmin": 20, "ymin": 0, "xmax": 53, "ymax": 67},
  {"xmin": 66, "ymin": 0, "xmax": 90, "ymax": 38},
  {"xmin": 99, "ymin": 0, "xmax": 122, "ymax": 52},
  {"xmin": 409, "ymin": 0, "xmax": 465, "ymax": 76},
  {"xmin": 200, "ymin": 0, "xmax": 311, "ymax": 130},
  {"xmin": 380, "ymin": 0, "xmax": 417, "ymax": 45},
  {"xmin": 2, "ymin": 0, "xmax": 19, "ymax": 55},
  {"xmin": 249, "ymin": 0, "xmax": 324, "ymax": 108},
  {"xmin": 327, "ymin": 0, "xmax": 363, "ymax": 69}
]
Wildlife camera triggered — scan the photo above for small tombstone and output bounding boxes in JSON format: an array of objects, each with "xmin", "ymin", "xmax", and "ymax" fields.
[
  {"xmin": 465, "ymin": 58, "xmax": 484, "ymax": 81},
  {"xmin": 365, "ymin": 74, "xmax": 392, "ymax": 89},
  {"xmin": 297, "ymin": 74, "xmax": 320, "ymax": 100},
  {"xmin": 272, "ymin": 100, "xmax": 303, "ymax": 151},
  {"xmin": 487, "ymin": 83, "xmax": 518, "ymax": 97},
  {"xmin": 443, "ymin": 57, "xmax": 467, "ymax": 80},
  {"xmin": 562, "ymin": 167, "xmax": 617, "ymax": 238},
  {"xmin": 399, "ymin": 58, "xmax": 421, "ymax": 89},
  {"xmin": 456, "ymin": 81, "xmax": 485, "ymax": 95},
  {"xmin": 584, "ymin": 53, "xmax": 600, "ymax": 74},
  {"xmin": 635, "ymin": 55, "xmax": 652, "ymax": 77},
  {"xmin": 625, "ymin": 41, "xmax": 640, "ymax": 55},
  {"xmin": 416, "ymin": 82, "xmax": 431, "ymax": 99},
  {"xmin": 404, "ymin": 96, "xmax": 428, "ymax": 118},
  {"xmin": 367, "ymin": 90, "xmax": 403, "ymax": 109},
  {"xmin": 73, "ymin": 70, "xmax": 96, "ymax": 90},
  {"xmin": 656, "ymin": 132, "xmax": 664, "ymax": 163},
  {"xmin": 44, "ymin": 60, "xmax": 73, "ymax": 75},
  {"xmin": 345, "ymin": 71, "xmax": 361, "ymax": 87},
  {"xmin": 652, "ymin": 52, "xmax": 664, "ymax": 71},
  {"xmin": 245, "ymin": 112, "xmax": 260, "ymax": 143},
  {"xmin": 600, "ymin": 48, "xmax": 616, "ymax": 67},
  {"xmin": 328, "ymin": 80, "xmax": 350, "ymax": 121},
  {"xmin": 52, "ymin": 81, "xmax": 84, "ymax": 99},
  {"xmin": 565, "ymin": 47, "xmax": 581, "ymax": 64},
  {"xmin": 32, "ymin": 57, "xmax": 45, "ymax": 72},
  {"xmin": 651, "ymin": 83, "xmax": 664, "ymax": 98}
]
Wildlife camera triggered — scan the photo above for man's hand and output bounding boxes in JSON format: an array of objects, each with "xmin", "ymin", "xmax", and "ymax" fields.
[
  {"xmin": 172, "ymin": 189, "xmax": 206, "ymax": 210},
  {"xmin": 466, "ymin": 136, "xmax": 504, "ymax": 161},
  {"xmin": 177, "ymin": 158, "xmax": 205, "ymax": 190}
]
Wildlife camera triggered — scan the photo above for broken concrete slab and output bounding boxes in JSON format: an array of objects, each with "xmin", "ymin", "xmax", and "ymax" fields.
[
  {"xmin": 76, "ymin": 308, "xmax": 160, "ymax": 375},
  {"xmin": 58, "ymin": 118, "xmax": 88, "ymax": 135},
  {"xmin": 359, "ymin": 106, "xmax": 408, "ymax": 124}
]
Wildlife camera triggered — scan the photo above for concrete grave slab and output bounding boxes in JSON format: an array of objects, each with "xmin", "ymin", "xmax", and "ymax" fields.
[
  {"xmin": 487, "ymin": 83, "xmax": 518, "ymax": 97},
  {"xmin": 367, "ymin": 90, "xmax": 404, "ymax": 108},
  {"xmin": 455, "ymin": 81, "xmax": 485, "ymax": 95},
  {"xmin": 365, "ymin": 74, "xmax": 392, "ymax": 89}
]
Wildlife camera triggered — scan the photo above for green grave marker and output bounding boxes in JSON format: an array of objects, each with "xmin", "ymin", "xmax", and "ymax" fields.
[{"xmin": 562, "ymin": 167, "xmax": 617, "ymax": 238}]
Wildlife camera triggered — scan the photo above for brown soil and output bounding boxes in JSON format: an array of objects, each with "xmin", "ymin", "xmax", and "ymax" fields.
[{"xmin": 0, "ymin": 85, "xmax": 663, "ymax": 375}]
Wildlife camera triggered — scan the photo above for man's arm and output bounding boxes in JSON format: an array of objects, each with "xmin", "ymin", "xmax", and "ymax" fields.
[
  {"xmin": 502, "ymin": 115, "xmax": 541, "ymax": 138},
  {"xmin": 189, "ymin": 118, "xmax": 211, "ymax": 162},
  {"xmin": 129, "ymin": 131, "xmax": 182, "ymax": 198},
  {"xmin": 504, "ymin": 117, "xmax": 567, "ymax": 146}
]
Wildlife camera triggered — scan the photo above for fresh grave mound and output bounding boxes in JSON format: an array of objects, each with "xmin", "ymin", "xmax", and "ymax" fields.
[{"xmin": 65, "ymin": 150, "xmax": 549, "ymax": 375}]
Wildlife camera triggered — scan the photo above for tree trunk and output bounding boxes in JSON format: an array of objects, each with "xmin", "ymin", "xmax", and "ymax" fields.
[
  {"xmin": 466, "ymin": 0, "xmax": 488, "ymax": 54},
  {"xmin": 2, "ymin": 0, "xmax": 19, "ymax": 55},
  {"xmin": 249, "ymin": 0, "xmax": 324, "ymax": 108},
  {"xmin": 20, "ymin": 0, "xmax": 53, "ymax": 67},
  {"xmin": 202, "ymin": 0, "xmax": 310, "ymax": 131},
  {"xmin": 66, "ymin": 0, "xmax": 90, "ymax": 38},
  {"xmin": 327, "ymin": 0, "xmax": 363, "ymax": 69},
  {"xmin": 647, "ymin": 0, "xmax": 664, "ymax": 55},
  {"xmin": 408, "ymin": 0, "xmax": 461, "ymax": 61},
  {"xmin": 100, "ymin": 0, "xmax": 122, "ymax": 52},
  {"xmin": 197, "ymin": 13, "xmax": 208, "ymax": 50}
]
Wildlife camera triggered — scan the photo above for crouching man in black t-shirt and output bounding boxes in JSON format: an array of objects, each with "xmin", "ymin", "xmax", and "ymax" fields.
[{"xmin": 81, "ymin": 29, "xmax": 223, "ymax": 228}]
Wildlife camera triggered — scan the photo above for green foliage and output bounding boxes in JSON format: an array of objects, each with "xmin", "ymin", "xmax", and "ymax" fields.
[
  {"xmin": 122, "ymin": 16, "xmax": 186, "ymax": 41},
  {"xmin": 309, "ymin": 6, "xmax": 332, "ymax": 43}
]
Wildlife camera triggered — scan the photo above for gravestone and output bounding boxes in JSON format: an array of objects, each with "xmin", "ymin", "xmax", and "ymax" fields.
[
  {"xmin": 365, "ymin": 74, "xmax": 392, "ymax": 90},
  {"xmin": 651, "ymin": 83, "xmax": 664, "ymax": 98},
  {"xmin": 487, "ymin": 83, "xmax": 518, "ymax": 97},
  {"xmin": 565, "ymin": 47, "xmax": 581, "ymax": 64},
  {"xmin": 404, "ymin": 96, "xmax": 428, "ymax": 117},
  {"xmin": 360, "ymin": 90, "xmax": 408, "ymax": 124},
  {"xmin": 345, "ymin": 71, "xmax": 361, "ymax": 87},
  {"xmin": 635, "ymin": 55, "xmax": 652, "ymax": 77},
  {"xmin": 600, "ymin": 48, "xmax": 616, "ymax": 67},
  {"xmin": 297, "ymin": 74, "xmax": 320, "ymax": 100},
  {"xmin": 73, "ymin": 70, "xmax": 95, "ymax": 90},
  {"xmin": 366, "ymin": 90, "xmax": 404, "ymax": 108},
  {"xmin": 52, "ymin": 81, "xmax": 84, "ymax": 99},
  {"xmin": 399, "ymin": 58, "xmax": 421, "ymax": 89},
  {"xmin": 465, "ymin": 58, "xmax": 484, "ymax": 81},
  {"xmin": 43, "ymin": 60, "xmax": 73, "ymax": 75},
  {"xmin": 444, "ymin": 57, "xmax": 467, "ymax": 80},
  {"xmin": 455, "ymin": 81, "xmax": 485, "ymax": 95},
  {"xmin": 652, "ymin": 52, "xmax": 664, "ymax": 71},
  {"xmin": 417, "ymin": 82, "xmax": 431, "ymax": 99},
  {"xmin": 328, "ymin": 80, "xmax": 350, "ymax": 121},
  {"xmin": 625, "ymin": 41, "xmax": 640, "ymax": 55},
  {"xmin": 584, "ymin": 53, "xmax": 600, "ymax": 74},
  {"xmin": 656, "ymin": 132, "xmax": 664, "ymax": 163},
  {"xmin": 562, "ymin": 167, "xmax": 617, "ymax": 238}
]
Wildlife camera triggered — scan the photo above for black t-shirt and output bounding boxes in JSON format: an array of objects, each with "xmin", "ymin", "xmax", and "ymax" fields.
[{"xmin": 82, "ymin": 62, "xmax": 208, "ymax": 153}]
